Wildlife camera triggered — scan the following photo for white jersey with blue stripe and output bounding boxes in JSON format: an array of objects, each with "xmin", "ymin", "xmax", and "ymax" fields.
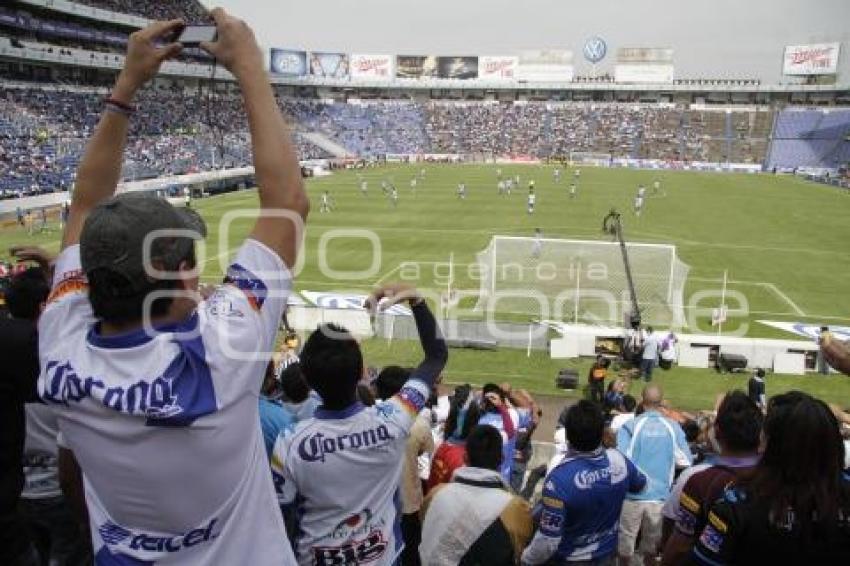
[
  {"xmin": 271, "ymin": 380, "xmax": 430, "ymax": 566},
  {"xmin": 37, "ymin": 239, "xmax": 297, "ymax": 565}
]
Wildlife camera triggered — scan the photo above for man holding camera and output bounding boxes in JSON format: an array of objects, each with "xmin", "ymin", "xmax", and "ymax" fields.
[{"xmin": 36, "ymin": 9, "xmax": 307, "ymax": 565}]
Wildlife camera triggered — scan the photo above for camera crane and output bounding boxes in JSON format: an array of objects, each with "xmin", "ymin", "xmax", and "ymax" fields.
[{"xmin": 602, "ymin": 209, "xmax": 641, "ymax": 329}]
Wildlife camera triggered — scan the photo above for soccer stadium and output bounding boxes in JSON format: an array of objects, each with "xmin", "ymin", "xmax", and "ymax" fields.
[{"xmin": 1, "ymin": 1, "xmax": 849, "ymax": 565}]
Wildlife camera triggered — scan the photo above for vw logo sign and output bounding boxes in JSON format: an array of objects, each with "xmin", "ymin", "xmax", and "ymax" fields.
[{"xmin": 583, "ymin": 37, "xmax": 607, "ymax": 63}]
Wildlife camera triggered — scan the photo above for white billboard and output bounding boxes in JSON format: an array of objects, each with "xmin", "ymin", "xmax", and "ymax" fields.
[
  {"xmin": 783, "ymin": 43, "xmax": 841, "ymax": 75},
  {"xmin": 516, "ymin": 49, "xmax": 574, "ymax": 82},
  {"xmin": 615, "ymin": 64, "xmax": 674, "ymax": 83},
  {"xmin": 479, "ymin": 56, "xmax": 519, "ymax": 81},
  {"xmin": 350, "ymin": 54, "xmax": 394, "ymax": 79}
]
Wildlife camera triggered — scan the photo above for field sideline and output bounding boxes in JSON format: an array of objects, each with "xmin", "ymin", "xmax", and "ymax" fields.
[{"xmin": 3, "ymin": 164, "xmax": 850, "ymax": 409}]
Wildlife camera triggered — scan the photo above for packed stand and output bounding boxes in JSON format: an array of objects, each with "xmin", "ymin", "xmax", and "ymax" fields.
[{"xmin": 71, "ymin": 0, "xmax": 208, "ymax": 22}]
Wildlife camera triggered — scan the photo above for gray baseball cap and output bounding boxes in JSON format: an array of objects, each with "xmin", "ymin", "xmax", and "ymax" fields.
[{"xmin": 80, "ymin": 193, "xmax": 207, "ymax": 293}]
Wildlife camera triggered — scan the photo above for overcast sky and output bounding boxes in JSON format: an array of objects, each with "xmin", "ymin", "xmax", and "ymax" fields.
[{"xmin": 201, "ymin": 0, "xmax": 850, "ymax": 80}]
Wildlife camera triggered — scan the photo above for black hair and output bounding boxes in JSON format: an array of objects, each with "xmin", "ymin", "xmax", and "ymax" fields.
[
  {"xmin": 374, "ymin": 365, "xmax": 411, "ymax": 400},
  {"xmin": 301, "ymin": 323, "xmax": 362, "ymax": 410},
  {"xmin": 465, "ymin": 425, "xmax": 503, "ymax": 470},
  {"xmin": 444, "ymin": 384, "xmax": 481, "ymax": 441},
  {"xmin": 279, "ymin": 362, "xmax": 309, "ymax": 404},
  {"xmin": 715, "ymin": 390, "xmax": 763, "ymax": 453},
  {"xmin": 622, "ymin": 394, "xmax": 637, "ymax": 412},
  {"xmin": 88, "ymin": 245, "xmax": 196, "ymax": 324},
  {"xmin": 564, "ymin": 400, "xmax": 605, "ymax": 452},
  {"xmin": 482, "ymin": 383, "xmax": 504, "ymax": 398},
  {"xmin": 750, "ymin": 391, "xmax": 848, "ymax": 540},
  {"xmin": 6, "ymin": 268, "xmax": 49, "ymax": 321},
  {"xmin": 682, "ymin": 420, "xmax": 701, "ymax": 443}
]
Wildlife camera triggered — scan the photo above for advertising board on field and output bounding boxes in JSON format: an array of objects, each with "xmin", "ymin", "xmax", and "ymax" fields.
[
  {"xmin": 783, "ymin": 43, "xmax": 841, "ymax": 75},
  {"xmin": 269, "ymin": 48, "xmax": 307, "ymax": 76},
  {"xmin": 516, "ymin": 49, "xmax": 574, "ymax": 82},
  {"xmin": 350, "ymin": 54, "xmax": 394, "ymax": 79},
  {"xmin": 309, "ymin": 52, "xmax": 350, "ymax": 78},
  {"xmin": 479, "ymin": 56, "xmax": 519, "ymax": 81}
]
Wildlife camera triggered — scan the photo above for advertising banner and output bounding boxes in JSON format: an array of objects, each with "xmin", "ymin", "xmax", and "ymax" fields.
[
  {"xmin": 516, "ymin": 49, "xmax": 574, "ymax": 82},
  {"xmin": 479, "ymin": 56, "xmax": 518, "ymax": 80},
  {"xmin": 350, "ymin": 53, "xmax": 394, "ymax": 79},
  {"xmin": 615, "ymin": 64, "xmax": 674, "ymax": 83},
  {"xmin": 758, "ymin": 320, "xmax": 850, "ymax": 342},
  {"xmin": 783, "ymin": 43, "xmax": 841, "ymax": 75},
  {"xmin": 396, "ymin": 55, "xmax": 439, "ymax": 78},
  {"xmin": 616, "ymin": 47, "xmax": 674, "ymax": 63},
  {"xmin": 309, "ymin": 52, "xmax": 350, "ymax": 78},
  {"xmin": 269, "ymin": 48, "xmax": 307, "ymax": 76},
  {"xmin": 437, "ymin": 57, "xmax": 478, "ymax": 79},
  {"xmin": 300, "ymin": 291, "xmax": 411, "ymax": 316}
]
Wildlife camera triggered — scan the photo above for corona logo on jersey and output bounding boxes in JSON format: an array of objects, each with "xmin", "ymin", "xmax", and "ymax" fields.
[
  {"xmin": 297, "ymin": 425, "xmax": 394, "ymax": 463},
  {"xmin": 42, "ymin": 360, "xmax": 182, "ymax": 418},
  {"xmin": 98, "ymin": 518, "xmax": 220, "ymax": 554}
]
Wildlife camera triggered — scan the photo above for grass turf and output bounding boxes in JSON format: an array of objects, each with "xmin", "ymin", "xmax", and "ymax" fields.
[{"xmin": 3, "ymin": 164, "xmax": 850, "ymax": 409}]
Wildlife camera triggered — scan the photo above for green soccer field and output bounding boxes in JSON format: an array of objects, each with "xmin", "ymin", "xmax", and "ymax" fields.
[{"xmin": 3, "ymin": 164, "xmax": 850, "ymax": 409}]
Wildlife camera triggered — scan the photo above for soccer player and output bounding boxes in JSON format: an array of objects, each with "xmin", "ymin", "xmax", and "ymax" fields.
[
  {"xmin": 381, "ymin": 180, "xmax": 389, "ymax": 195},
  {"xmin": 569, "ymin": 182, "xmax": 577, "ymax": 199},
  {"xmin": 457, "ymin": 182, "xmax": 466, "ymax": 200},
  {"xmin": 390, "ymin": 186, "xmax": 399, "ymax": 207},
  {"xmin": 36, "ymin": 11, "xmax": 308, "ymax": 565},
  {"xmin": 360, "ymin": 179, "xmax": 368, "ymax": 196},
  {"xmin": 527, "ymin": 187, "xmax": 536, "ymax": 214},
  {"xmin": 554, "ymin": 167, "xmax": 562, "ymax": 183},
  {"xmin": 319, "ymin": 190, "xmax": 332, "ymax": 213},
  {"xmin": 497, "ymin": 180, "xmax": 505, "ymax": 195},
  {"xmin": 496, "ymin": 168, "xmax": 502, "ymax": 180},
  {"xmin": 574, "ymin": 168, "xmax": 581, "ymax": 180},
  {"xmin": 653, "ymin": 179, "xmax": 661, "ymax": 194},
  {"xmin": 638, "ymin": 184, "xmax": 647, "ymax": 199},
  {"xmin": 271, "ymin": 282, "xmax": 447, "ymax": 565},
  {"xmin": 634, "ymin": 193, "xmax": 645, "ymax": 216},
  {"xmin": 410, "ymin": 177, "xmax": 417, "ymax": 191},
  {"xmin": 420, "ymin": 167, "xmax": 426, "ymax": 179},
  {"xmin": 528, "ymin": 179, "xmax": 535, "ymax": 191},
  {"xmin": 532, "ymin": 228, "xmax": 543, "ymax": 259}
]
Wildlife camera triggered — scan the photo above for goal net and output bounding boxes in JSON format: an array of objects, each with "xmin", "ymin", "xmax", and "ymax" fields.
[
  {"xmin": 569, "ymin": 152, "xmax": 612, "ymax": 167},
  {"xmin": 474, "ymin": 236, "xmax": 690, "ymax": 327}
]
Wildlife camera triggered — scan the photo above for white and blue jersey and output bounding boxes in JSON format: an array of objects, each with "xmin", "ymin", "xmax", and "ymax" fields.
[
  {"xmin": 271, "ymin": 302, "xmax": 447, "ymax": 566},
  {"xmin": 617, "ymin": 410, "xmax": 693, "ymax": 501},
  {"xmin": 37, "ymin": 240, "xmax": 297, "ymax": 565},
  {"xmin": 522, "ymin": 448, "xmax": 646, "ymax": 564}
]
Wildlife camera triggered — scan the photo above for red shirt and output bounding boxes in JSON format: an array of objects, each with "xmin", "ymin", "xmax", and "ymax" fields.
[{"xmin": 427, "ymin": 440, "xmax": 466, "ymax": 493}]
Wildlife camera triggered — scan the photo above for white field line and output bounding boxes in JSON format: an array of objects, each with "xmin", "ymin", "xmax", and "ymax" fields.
[{"xmin": 759, "ymin": 282, "xmax": 806, "ymax": 317}]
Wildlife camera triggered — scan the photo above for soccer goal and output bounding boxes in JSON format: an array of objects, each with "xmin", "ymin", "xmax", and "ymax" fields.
[
  {"xmin": 568, "ymin": 152, "xmax": 613, "ymax": 167},
  {"xmin": 474, "ymin": 236, "xmax": 690, "ymax": 327}
]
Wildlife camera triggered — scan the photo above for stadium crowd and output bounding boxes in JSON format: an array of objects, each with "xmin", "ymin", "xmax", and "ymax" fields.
[{"xmin": 1, "ymin": 11, "xmax": 850, "ymax": 566}]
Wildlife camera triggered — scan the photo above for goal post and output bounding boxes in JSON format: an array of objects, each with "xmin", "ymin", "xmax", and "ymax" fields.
[
  {"xmin": 474, "ymin": 236, "xmax": 690, "ymax": 328},
  {"xmin": 568, "ymin": 152, "xmax": 613, "ymax": 167}
]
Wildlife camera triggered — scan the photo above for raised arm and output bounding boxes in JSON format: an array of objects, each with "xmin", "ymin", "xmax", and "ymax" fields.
[
  {"xmin": 63, "ymin": 20, "xmax": 183, "ymax": 250},
  {"xmin": 201, "ymin": 8, "xmax": 308, "ymax": 267},
  {"xmin": 365, "ymin": 283, "xmax": 448, "ymax": 388}
]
